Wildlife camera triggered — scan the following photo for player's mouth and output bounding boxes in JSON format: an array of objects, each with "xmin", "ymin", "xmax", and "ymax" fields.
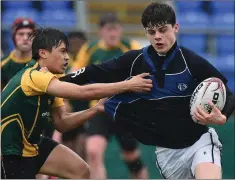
[
  {"xmin": 156, "ymin": 43, "xmax": 164, "ymax": 48},
  {"xmin": 63, "ymin": 62, "xmax": 68, "ymax": 69}
]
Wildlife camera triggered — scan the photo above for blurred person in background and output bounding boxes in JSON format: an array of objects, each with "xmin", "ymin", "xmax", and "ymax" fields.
[
  {"xmin": 1, "ymin": 18, "xmax": 35, "ymax": 89},
  {"xmin": 71, "ymin": 13, "xmax": 148, "ymax": 179}
]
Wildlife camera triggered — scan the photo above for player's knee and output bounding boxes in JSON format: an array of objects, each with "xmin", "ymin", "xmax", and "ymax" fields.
[
  {"xmin": 122, "ymin": 150, "xmax": 144, "ymax": 174},
  {"xmin": 86, "ymin": 135, "xmax": 107, "ymax": 163},
  {"xmin": 71, "ymin": 161, "xmax": 90, "ymax": 179},
  {"xmin": 123, "ymin": 156, "xmax": 145, "ymax": 174}
]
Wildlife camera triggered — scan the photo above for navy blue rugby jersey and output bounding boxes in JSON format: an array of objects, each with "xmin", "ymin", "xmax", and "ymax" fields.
[{"xmin": 61, "ymin": 42, "xmax": 233, "ymax": 148}]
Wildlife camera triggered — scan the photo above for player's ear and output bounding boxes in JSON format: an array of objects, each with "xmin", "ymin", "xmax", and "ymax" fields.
[
  {"xmin": 38, "ymin": 49, "xmax": 49, "ymax": 59},
  {"xmin": 173, "ymin": 23, "xmax": 179, "ymax": 33}
]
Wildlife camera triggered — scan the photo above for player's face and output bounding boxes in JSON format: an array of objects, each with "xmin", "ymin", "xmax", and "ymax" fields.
[
  {"xmin": 69, "ymin": 38, "xmax": 86, "ymax": 54},
  {"xmin": 46, "ymin": 42, "xmax": 69, "ymax": 74},
  {"xmin": 15, "ymin": 28, "xmax": 33, "ymax": 52},
  {"xmin": 100, "ymin": 23, "xmax": 122, "ymax": 47},
  {"xmin": 145, "ymin": 24, "xmax": 179, "ymax": 54}
]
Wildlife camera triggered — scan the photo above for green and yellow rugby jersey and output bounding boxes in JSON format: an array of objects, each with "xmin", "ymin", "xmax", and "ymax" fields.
[
  {"xmin": 1, "ymin": 50, "xmax": 31, "ymax": 85},
  {"xmin": 1, "ymin": 60, "xmax": 64, "ymax": 157},
  {"xmin": 72, "ymin": 38, "xmax": 140, "ymax": 69},
  {"xmin": 72, "ymin": 38, "xmax": 140, "ymax": 107}
]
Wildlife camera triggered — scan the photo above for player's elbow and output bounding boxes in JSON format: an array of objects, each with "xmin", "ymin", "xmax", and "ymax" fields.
[
  {"xmin": 55, "ymin": 125, "xmax": 67, "ymax": 133},
  {"xmin": 53, "ymin": 115, "xmax": 70, "ymax": 133}
]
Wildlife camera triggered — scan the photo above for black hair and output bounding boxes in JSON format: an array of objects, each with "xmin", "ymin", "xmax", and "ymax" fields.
[
  {"xmin": 141, "ymin": 2, "xmax": 176, "ymax": 29},
  {"xmin": 29, "ymin": 28, "xmax": 69, "ymax": 60},
  {"xmin": 99, "ymin": 13, "xmax": 120, "ymax": 27},
  {"xmin": 68, "ymin": 31, "xmax": 87, "ymax": 41}
]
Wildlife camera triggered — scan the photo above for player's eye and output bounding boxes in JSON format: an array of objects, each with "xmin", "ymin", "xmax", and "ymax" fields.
[
  {"xmin": 17, "ymin": 32, "xmax": 25, "ymax": 36},
  {"xmin": 159, "ymin": 27, "xmax": 167, "ymax": 33},
  {"xmin": 61, "ymin": 49, "xmax": 66, "ymax": 54},
  {"xmin": 147, "ymin": 30, "xmax": 156, "ymax": 35}
]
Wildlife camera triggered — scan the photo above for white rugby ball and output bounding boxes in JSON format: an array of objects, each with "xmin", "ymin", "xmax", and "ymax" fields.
[{"xmin": 190, "ymin": 77, "xmax": 226, "ymax": 123}]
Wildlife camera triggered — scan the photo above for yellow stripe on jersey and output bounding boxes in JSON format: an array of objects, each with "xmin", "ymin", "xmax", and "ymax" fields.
[
  {"xmin": 130, "ymin": 40, "xmax": 141, "ymax": 50},
  {"xmin": 1, "ymin": 85, "xmax": 21, "ymax": 108},
  {"xmin": 119, "ymin": 43, "xmax": 130, "ymax": 53},
  {"xmin": 1, "ymin": 56, "xmax": 11, "ymax": 67},
  {"xmin": 28, "ymin": 96, "xmax": 40, "ymax": 138},
  {"xmin": 1, "ymin": 114, "xmax": 39, "ymax": 157}
]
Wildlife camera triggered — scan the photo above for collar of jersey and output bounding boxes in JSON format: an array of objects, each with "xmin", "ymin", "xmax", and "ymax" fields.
[
  {"xmin": 10, "ymin": 50, "xmax": 32, "ymax": 63},
  {"xmin": 27, "ymin": 59, "xmax": 65, "ymax": 78},
  {"xmin": 98, "ymin": 40, "xmax": 122, "ymax": 50}
]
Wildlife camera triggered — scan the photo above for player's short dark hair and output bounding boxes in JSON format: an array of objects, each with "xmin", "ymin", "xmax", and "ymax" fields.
[
  {"xmin": 68, "ymin": 31, "xmax": 87, "ymax": 41},
  {"xmin": 99, "ymin": 13, "xmax": 120, "ymax": 27},
  {"xmin": 29, "ymin": 28, "xmax": 69, "ymax": 60},
  {"xmin": 141, "ymin": 2, "xmax": 176, "ymax": 29}
]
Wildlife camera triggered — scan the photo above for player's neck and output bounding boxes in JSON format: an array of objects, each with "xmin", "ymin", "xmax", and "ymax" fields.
[
  {"xmin": 156, "ymin": 41, "xmax": 177, "ymax": 57},
  {"xmin": 14, "ymin": 49, "xmax": 31, "ymax": 60},
  {"xmin": 37, "ymin": 58, "xmax": 47, "ymax": 68}
]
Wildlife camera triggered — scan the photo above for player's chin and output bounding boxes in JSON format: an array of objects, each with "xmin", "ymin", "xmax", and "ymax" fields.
[{"xmin": 18, "ymin": 46, "xmax": 31, "ymax": 52}]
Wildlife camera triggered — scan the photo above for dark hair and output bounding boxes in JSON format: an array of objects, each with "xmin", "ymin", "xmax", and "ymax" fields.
[
  {"xmin": 141, "ymin": 2, "xmax": 176, "ymax": 29},
  {"xmin": 68, "ymin": 31, "xmax": 87, "ymax": 41},
  {"xmin": 99, "ymin": 13, "xmax": 120, "ymax": 27},
  {"xmin": 29, "ymin": 28, "xmax": 69, "ymax": 60}
]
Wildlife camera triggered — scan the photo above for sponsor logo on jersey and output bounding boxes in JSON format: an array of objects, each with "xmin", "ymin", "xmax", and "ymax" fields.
[{"xmin": 177, "ymin": 83, "xmax": 188, "ymax": 91}]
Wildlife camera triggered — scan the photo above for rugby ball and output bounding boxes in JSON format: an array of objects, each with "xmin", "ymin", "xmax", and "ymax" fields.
[{"xmin": 190, "ymin": 77, "xmax": 226, "ymax": 123}]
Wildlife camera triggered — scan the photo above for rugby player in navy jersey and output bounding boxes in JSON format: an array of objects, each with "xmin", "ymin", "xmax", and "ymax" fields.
[{"xmin": 61, "ymin": 2, "xmax": 234, "ymax": 179}]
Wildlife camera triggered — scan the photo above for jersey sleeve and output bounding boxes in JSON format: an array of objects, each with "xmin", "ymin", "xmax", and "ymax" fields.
[
  {"xmin": 71, "ymin": 43, "xmax": 90, "ymax": 71},
  {"xmin": 52, "ymin": 97, "xmax": 64, "ymax": 108},
  {"xmin": 130, "ymin": 40, "xmax": 142, "ymax": 50},
  {"xmin": 60, "ymin": 50, "xmax": 141, "ymax": 85},
  {"xmin": 21, "ymin": 69, "xmax": 56, "ymax": 96},
  {"xmin": 186, "ymin": 52, "xmax": 228, "ymax": 84}
]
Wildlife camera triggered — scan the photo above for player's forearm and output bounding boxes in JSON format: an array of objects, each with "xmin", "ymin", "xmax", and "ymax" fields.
[
  {"xmin": 47, "ymin": 79, "xmax": 129, "ymax": 100},
  {"xmin": 78, "ymin": 81, "xmax": 130, "ymax": 100},
  {"xmin": 56, "ymin": 107, "xmax": 98, "ymax": 133}
]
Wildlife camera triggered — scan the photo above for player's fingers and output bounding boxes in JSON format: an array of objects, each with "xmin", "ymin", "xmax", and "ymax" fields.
[
  {"xmin": 208, "ymin": 101, "xmax": 220, "ymax": 112},
  {"xmin": 138, "ymin": 73, "xmax": 150, "ymax": 78},
  {"xmin": 196, "ymin": 106, "xmax": 208, "ymax": 117},
  {"xmin": 143, "ymin": 79, "xmax": 152, "ymax": 84},
  {"xmin": 194, "ymin": 109, "xmax": 203, "ymax": 119},
  {"xmin": 143, "ymin": 83, "xmax": 153, "ymax": 88},
  {"xmin": 194, "ymin": 111, "xmax": 206, "ymax": 124}
]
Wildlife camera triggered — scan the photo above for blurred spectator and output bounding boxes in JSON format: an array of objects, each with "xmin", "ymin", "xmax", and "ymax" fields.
[
  {"xmin": 1, "ymin": 18, "xmax": 35, "ymax": 89},
  {"xmin": 71, "ymin": 13, "xmax": 148, "ymax": 179}
]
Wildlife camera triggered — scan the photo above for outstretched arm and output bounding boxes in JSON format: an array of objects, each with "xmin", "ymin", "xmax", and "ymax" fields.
[{"xmin": 47, "ymin": 73, "xmax": 152, "ymax": 100}]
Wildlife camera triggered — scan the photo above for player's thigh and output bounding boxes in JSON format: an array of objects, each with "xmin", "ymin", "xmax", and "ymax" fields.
[
  {"xmin": 195, "ymin": 162, "xmax": 221, "ymax": 179},
  {"xmin": 38, "ymin": 144, "xmax": 89, "ymax": 178},
  {"xmin": 86, "ymin": 113, "xmax": 112, "ymax": 156},
  {"xmin": 191, "ymin": 129, "xmax": 222, "ymax": 179},
  {"xmin": 192, "ymin": 145, "xmax": 222, "ymax": 179}
]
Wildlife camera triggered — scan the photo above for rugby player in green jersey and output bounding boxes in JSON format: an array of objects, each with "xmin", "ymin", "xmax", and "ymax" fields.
[{"xmin": 1, "ymin": 28, "xmax": 152, "ymax": 179}]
